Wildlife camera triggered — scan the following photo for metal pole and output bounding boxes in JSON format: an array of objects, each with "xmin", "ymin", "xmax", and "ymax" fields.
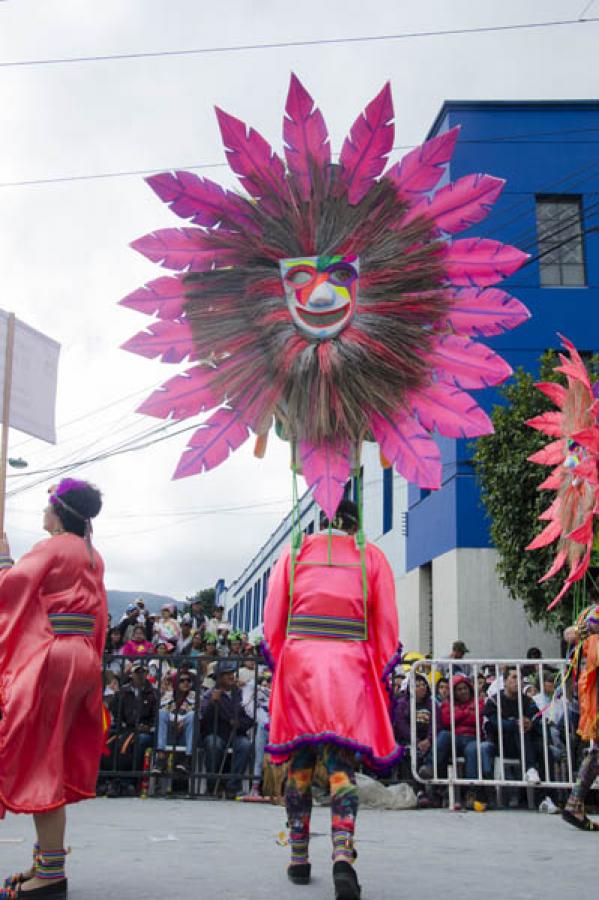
[{"xmin": 0, "ymin": 312, "xmax": 15, "ymax": 536}]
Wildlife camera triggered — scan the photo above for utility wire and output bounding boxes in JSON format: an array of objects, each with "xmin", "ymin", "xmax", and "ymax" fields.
[
  {"xmin": 3, "ymin": 128, "xmax": 599, "ymax": 190},
  {"xmin": 0, "ymin": 17, "xmax": 597, "ymax": 69}
]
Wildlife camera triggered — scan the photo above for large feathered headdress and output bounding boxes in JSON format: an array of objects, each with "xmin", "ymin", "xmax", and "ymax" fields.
[
  {"xmin": 120, "ymin": 75, "xmax": 530, "ymax": 516},
  {"xmin": 527, "ymin": 336, "xmax": 599, "ymax": 609}
]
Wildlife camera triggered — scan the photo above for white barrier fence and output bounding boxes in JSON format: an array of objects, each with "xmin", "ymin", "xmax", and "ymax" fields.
[{"xmin": 408, "ymin": 659, "xmax": 584, "ymax": 808}]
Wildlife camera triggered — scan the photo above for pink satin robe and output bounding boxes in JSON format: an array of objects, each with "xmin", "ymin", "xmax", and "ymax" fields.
[
  {"xmin": 0, "ymin": 534, "xmax": 107, "ymax": 817},
  {"xmin": 263, "ymin": 533, "xmax": 401, "ymax": 769}
]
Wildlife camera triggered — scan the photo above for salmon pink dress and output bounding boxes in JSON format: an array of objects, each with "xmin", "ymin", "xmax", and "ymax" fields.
[
  {"xmin": 263, "ymin": 532, "xmax": 402, "ymax": 770},
  {"xmin": 0, "ymin": 533, "xmax": 107, "ymax": 817}
]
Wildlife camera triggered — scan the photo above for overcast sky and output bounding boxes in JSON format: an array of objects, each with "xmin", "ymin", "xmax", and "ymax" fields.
[{"xmin": 1, "ymin": 0, "xmax": 598, "ymax": 599}]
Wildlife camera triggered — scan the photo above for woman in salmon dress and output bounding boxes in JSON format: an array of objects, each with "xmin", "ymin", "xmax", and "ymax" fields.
[
  {"xmin": 0, "ymin": 479, "xmax": 106, "ymax": 898},
  {"xmin": 263, "ymin": 499, "xmax": 402, "ymax": 900}
]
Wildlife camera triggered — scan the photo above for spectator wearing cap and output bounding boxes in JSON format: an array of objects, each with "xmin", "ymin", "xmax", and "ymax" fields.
[
  {"xmin": 204, "ymin": 635, "xmax": 218, "ymax": 657},
  {"xmin": 205, "ymin": 606, "xmax": 231, "ymax": 638},
  {"xmin": 228, "ymin": 632, "xmax": 243, "ymax": 657},
  {"xmin": 176, "ymin": 615, "xmax": 194, "ymax": 655},
  {"xmin": 104, "ymin": 662, "xmax": 157, "ymax": 797},
  {"xmin": 121, "ymin": 624, "xmax": 155, "ymax": 657},
  {"xmin": 200, "ymin": 660, "xmax": 254, "ymax": 797},
  {"xmin": 119, "ymin": 603, "xmax": 152, "ymax": 643},
  {"xmin": 152, "ymin": 671, "xmax": 197, "ymax": 775},
  {"xmin": 187, "ymin": 598, "xmax": 208, "ymax": 635},
  {"xmin": 441, "ymin": 641, "xmax": 471, "ymax": 678}
]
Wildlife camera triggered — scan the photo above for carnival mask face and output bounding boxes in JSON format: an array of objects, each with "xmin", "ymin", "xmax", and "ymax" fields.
[{"xmin": 279, "ymin": 255, "xmax": 359, "ymax": 340}]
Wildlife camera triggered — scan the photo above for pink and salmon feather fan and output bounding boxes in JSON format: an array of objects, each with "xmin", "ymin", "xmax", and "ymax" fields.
[
  {"xmin": 120, "ymin": 75, "xmax": 530, "ymax": 517},
  {"xmin": 526, "ymin": 336, "xmax": 599, "ymax": 609}
]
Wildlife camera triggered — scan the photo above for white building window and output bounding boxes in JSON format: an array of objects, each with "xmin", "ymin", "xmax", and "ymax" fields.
[{"xmin": 536, "ymin": 195, "xmax": 586, "ymax": 287}]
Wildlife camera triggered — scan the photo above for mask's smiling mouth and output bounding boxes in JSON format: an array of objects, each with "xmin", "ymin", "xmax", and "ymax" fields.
[{"xmin": 296, "ymin": 304, "xmax": 350, "ymax": 329}]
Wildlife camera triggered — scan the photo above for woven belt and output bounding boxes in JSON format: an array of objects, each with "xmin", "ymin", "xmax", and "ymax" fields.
[
  {"xmin": 287, "ymin": 614, "xmax": 367, "ymax": 641},
  {"xmin": 49, "ymin": 613, "xmax": 95, "ymax": 635}
]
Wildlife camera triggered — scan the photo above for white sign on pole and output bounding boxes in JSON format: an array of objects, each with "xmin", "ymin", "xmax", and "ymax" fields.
[{"xmin": 0, "ymin": 310, "xmax": 60, "ymax": 444}]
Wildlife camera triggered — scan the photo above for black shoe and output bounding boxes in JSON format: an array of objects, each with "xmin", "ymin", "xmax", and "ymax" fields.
[
  {"xmin": 333, "ymin": 862, "xmax": 361, "ymax": 900},
  {"xmin": 175, "ymin": 758, "xmax": 190, "ymax": 775},
  {"xmin": 287, "ymin": 863, "xmax": 311, "ymax": 885},
  {"xmin": 150, "ymin": 756, "xmax": 167, "ymax": 776},
  {"xmin": 106, "ymin": 780, "xmax": 121, "ymax": 798},
  {"xmin": 13, "ymin": 878, "xmax": 68, "ymax": 897}
]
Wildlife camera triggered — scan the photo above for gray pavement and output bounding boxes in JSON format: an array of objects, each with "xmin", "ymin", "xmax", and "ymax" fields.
[{"xmin": 0, "ymin": 799, "xmax": 596, "ymax": 900}]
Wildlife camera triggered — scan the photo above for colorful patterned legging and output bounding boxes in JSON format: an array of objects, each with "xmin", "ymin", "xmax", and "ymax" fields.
[
  {"xmin": 566, "ymin": 746, "xmax": 599, "ymax": 815},
  {"xmin": 285, "ymin": 744, "xmax": 358, "ymax": 865}
]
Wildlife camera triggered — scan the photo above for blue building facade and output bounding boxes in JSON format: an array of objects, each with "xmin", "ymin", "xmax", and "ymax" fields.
[{"xmin": 407, "ymin": 100, "xmax": 599, "ymax": 571}]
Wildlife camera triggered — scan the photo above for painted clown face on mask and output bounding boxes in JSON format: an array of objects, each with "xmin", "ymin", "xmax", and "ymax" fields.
[{"xmin": 279, "ymin": 255, "xmax": 359, "ymax": 340}]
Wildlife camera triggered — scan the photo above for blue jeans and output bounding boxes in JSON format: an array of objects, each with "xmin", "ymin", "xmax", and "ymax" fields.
[
  {"xmin": 253, "ymin": 722, "xmax": 268, "ymax": 782},
  {"xmin": 204, "ymin": 733, "xmax": 251, "ymax": 794},
  {"xmin": 157, "ymin": 709, "xmax": 195, "ymax": 755},
  {"xmin": 436, "ymin": 731, "xmax": 495, "ymax": 779}
]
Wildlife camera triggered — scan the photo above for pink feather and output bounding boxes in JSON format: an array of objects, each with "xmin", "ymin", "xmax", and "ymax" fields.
[
  {"xmin": 136, "ymin": 366, "xmax": 223, "ymax": 420},
  {"xmin": 527, "ymin": 440, "xmax": 565, "ymax": 467},
  {"xmin": 215, "ymin": 107, "xmax": 288, "ymax": 213},
  {"xmin": 444, "ymin": 287, "xmax": 530, "ymax": 337},
  {"xmin": 387, "ymin": 127, "xmax": 460, "ymax": 198},
  {"xmin": 402, "ymin": 173, "xmax": 504, "ymax": 234},
  {"xmin": 145, "ymin": 171, "xmax": 257, "ymax": 232},
  {"xmin": 121, "ymin": 319, "xmax": 196, "ymax": 364},
  {"xmin": 526, "ymin": 518, "xmax": 562, "ymax": 550},
  {"xmin": 410, "ymin": 383, "xmax": 493, "ymax": 438},
  {"xmin": 526, "ymin": 411, "xmax": 563, "ymax": 438},
  {"xmin": 370, "ymin": 411, "xmax": 442, "ymax": 489},
  {"xmin": 431, "ymin": 334, "xmax": 512, "ymax": 389},
  {"xmin": 131, "ymin": 228, "xmax": 237, "ymax": 272},
  {"xmin": 538, "ymin": 546, "xmax": 568, "ymax": 583},
  {"xmin": 119, "ymin": 276, "xmax": 187, "ymax": 321},
  {"xmin": 443, "ymin": 238, "xmax": 529, "ymax": 287},
  {"xmin": 172, "ymin": 406, "xmax": 250, "ymax": 479},
  {"xmin": 534, "ymin": 382, "xmax": 567, "ymax": 409},
  {"xmin": 571, "ymin": 427, "xmax": 599, "ymax": 456},
  {"xmin": 283, "ymin": 74, "xmax": 331, "ymax": 202},
  {"xmin": 339, "ymin": 82, "xmax": 394, "ymax": 205},
  {"xmin": 298, "ymin": 440, "xmax": 352, "ymax": 520}
]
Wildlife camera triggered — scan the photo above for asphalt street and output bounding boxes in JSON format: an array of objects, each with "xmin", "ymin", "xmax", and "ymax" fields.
[{"xmin": 0, "ymin": 799, "xmax": 595, "ymax": 900}]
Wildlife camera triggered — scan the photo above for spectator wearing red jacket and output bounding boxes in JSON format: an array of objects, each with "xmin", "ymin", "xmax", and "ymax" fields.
[{"xmin": 429, "ymin": 675, "xmax": 495, "ymax": 784}]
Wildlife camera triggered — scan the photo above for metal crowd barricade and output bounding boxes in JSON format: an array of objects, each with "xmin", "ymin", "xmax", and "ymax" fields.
[
  {"xmin": 408, "ymin": 658, "xmax": 580, "ymax": 808},
  {"xmin": 100, "ymin": 652, "xmax": 268, "ymax": 799}
]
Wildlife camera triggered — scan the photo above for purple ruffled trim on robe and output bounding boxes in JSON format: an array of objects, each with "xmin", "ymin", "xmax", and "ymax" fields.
[
  {"xmin": 265, "ymin": 731, "xmax": 406, "ymax": 774},
  {"xmin": 259, "ymin": 638, "xmax": 276, "ymax": 673}
]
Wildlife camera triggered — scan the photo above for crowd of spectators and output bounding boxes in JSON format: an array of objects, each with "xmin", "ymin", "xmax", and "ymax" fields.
[
  {"xmin": 100, "ymin": 598, "xmax": 271, "ymax": 798},
  {"xmin": 391, "ymin": 644, "xmax": 581, "ymax": 811},
  {"xmin": 102, "ymin": 611, "xmax": 587, "ymax": 811}
]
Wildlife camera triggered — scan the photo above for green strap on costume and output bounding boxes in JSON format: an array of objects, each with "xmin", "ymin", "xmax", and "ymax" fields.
[{"xmin": 287, "ymin": 451, "xmax": 368, "ymax": 640}]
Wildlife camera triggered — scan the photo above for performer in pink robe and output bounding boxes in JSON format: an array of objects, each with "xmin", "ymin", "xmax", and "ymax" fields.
[
  {"xmin": 263, "ymin": 500, "xmax": 401, "ymax": 899},
  {"xmin": 0, "ymin": 479, "xmax": 106, "ymax": 899}
]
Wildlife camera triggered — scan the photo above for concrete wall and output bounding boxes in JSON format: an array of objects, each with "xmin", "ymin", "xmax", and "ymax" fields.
[{"xmin": 400, "ymin": 547, "xmax": 560, "ymax": 658}]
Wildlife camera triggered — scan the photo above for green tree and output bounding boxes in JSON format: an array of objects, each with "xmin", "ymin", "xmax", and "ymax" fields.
[
  {"xmin": 185, "ymin": 587, "xmax": 216, "ymax": 617},
  {"xmin": 473, "ymin": 351, "xmax": 599, "ymax": 632}
]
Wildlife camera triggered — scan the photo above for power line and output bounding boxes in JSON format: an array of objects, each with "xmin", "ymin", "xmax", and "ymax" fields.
[
  {"xmin": 0, "ymin": 17, "xmax": 597, "ymax": 69},
  {"xmin": 4, "ymin": 128, "xmax": 599, "ymax": 190}
]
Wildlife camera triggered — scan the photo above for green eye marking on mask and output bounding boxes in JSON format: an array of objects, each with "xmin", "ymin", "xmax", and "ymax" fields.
[{"xmin": 316, "ymin": 255, "xmax": 344, "ymax": 271}]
